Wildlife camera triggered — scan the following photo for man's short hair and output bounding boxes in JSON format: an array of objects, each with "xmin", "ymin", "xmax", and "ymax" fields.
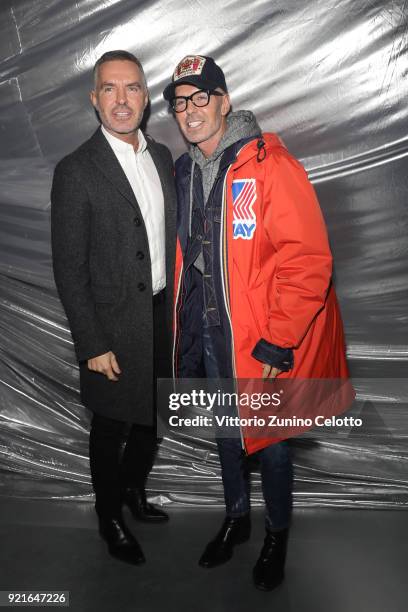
[{"xmin": 93, "ymin": 50, "xmax": 147, "ymax": 90}]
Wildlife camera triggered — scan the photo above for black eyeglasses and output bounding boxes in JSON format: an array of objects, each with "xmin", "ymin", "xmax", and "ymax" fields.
[{"xmin": 170, "ymin": 89, "xmax": 224, "ymax": 113}]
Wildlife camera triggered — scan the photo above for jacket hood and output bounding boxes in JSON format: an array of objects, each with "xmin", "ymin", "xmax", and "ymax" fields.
[
  {"xmin": 189, "ymin": 110, "xmax": 261, "ymax": 168},
  {"xmin": 234, "ymin": 132, "xmax": 286, "ymax": 165}
]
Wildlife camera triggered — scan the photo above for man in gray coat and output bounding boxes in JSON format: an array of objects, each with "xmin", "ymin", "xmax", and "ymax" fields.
[{"xmin": 51, "ymin": 50, "xmax": 176, "ymax": 565}]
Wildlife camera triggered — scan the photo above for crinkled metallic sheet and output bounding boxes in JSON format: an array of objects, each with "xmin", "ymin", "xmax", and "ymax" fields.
[{"xmin": 0, "ymin": 0, "xmax": 407, "ymax": 507}]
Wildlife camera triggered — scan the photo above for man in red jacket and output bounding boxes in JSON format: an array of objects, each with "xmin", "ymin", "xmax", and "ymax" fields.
[{"xmin": 163, "ymin": 55, "xmax": 353, "ymax": 590}]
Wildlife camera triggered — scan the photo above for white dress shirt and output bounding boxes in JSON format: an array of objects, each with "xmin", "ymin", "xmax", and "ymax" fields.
[{"xmin": 101, "ymin": 126, "xmax": 166, "ymax": 294}]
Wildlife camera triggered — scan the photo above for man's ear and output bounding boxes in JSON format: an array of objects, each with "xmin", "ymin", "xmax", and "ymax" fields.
[
  {"xmin": 221, "ymin": 93, "xmax": 231, "ymax": 117},
  {"xmin": 90, "ymin": 90, "xmax": 98, "ymax": 110},
  {"xmin": 143, "ymin": 90, "xmax": 149, "ymax": 110}
]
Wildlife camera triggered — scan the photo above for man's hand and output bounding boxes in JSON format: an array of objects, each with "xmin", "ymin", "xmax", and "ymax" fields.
[
  {"xmin": 87, "ymin": 351, "xmax": 122, "ymax": 381},
  {"xmin": 262, "ymin": 363, "xmax": 282, "ymax": 379}
]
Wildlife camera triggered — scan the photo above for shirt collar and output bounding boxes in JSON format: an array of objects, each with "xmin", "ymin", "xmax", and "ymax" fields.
[{"xmin": 101, "ymin": 125, "xmax": 147, "ymax": 154}]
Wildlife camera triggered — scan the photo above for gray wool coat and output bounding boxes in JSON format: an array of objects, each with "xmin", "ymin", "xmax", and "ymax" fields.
[{"xmin": 51, "ymin": 127, "xmax": 176, "ymax": 424}]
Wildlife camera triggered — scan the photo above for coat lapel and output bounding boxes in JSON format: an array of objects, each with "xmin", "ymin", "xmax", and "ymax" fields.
[{"xmin": 86, "ymin": 127, "xmax": 139, "ymax": 211}]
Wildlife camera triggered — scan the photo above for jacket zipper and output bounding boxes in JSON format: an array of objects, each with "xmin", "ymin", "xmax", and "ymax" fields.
[
  {"xmin": 219, "ymin": 141, "xmax": 257, "ymax": 454},
  {"xmin": 172, "ymin": 260, "xmax": 184, "ymax": 379},
  {"xmin": 219, "ymin": 168, "xmax": 247, "ymax": 454}
]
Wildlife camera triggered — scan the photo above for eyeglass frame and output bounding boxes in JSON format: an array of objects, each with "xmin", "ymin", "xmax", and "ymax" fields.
[{"xmin": 170, "ymin": 89, "xmax": 224, "ymax": 113}]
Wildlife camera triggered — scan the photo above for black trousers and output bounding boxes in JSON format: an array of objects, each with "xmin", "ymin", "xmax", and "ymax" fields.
[{"xmin": 89, "ymin": 290, "xmax": 167, "ymax": 518}]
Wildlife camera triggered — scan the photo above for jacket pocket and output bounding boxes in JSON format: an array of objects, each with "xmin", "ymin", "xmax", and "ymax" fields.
[{"xmin": 242, "ymin": 282, "xmax": 268, "ymax": 338}]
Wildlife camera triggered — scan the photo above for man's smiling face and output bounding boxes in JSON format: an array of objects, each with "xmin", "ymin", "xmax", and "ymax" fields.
[{"xmin": 174, "ymin": 84, "xmax": 230, "ymax": 157}]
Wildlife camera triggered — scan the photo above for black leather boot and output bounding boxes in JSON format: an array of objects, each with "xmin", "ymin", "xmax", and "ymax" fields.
[
  {"xmin": 199, "ymin": 515, "xmax": 251, "ymax": 568},
  {"xmin": 99, "ymin": 514, "xmax": 145, "ymax": 565},
  {"xmin": 253, "ymin": 527, "xmax": 289, "ymax": 590},
  {"xmin": 123, "ymin": 488, "xmax": 169, "ymax": 523}
]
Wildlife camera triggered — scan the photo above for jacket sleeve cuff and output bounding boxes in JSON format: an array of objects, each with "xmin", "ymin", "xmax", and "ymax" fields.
[
  {"xmin": 75, "ymin": 337, "xmax": 112, "ymax": 363},
  {"xmin": 251, "ymin": 338, "xmax": 294, "ymax": 371}
]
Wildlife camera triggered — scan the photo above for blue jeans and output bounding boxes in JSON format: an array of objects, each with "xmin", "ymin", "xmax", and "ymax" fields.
[
  {"xmin": 217, "ymin": 437, "xmax": 293, "ymax": 530},
  {"xmin": 203, "ymin": 326, "xmax": 293, "ymax": 530}
]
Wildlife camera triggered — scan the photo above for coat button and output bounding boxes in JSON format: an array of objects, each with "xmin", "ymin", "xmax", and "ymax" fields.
[
  {"xmin": 138, "ymin": 282, "xmax": 146, "ymax": 292},
  {"xmin": 136, "ymin": 251, "xmax": 144, "ymax": 260},
  {"xmin": 134, "ymin": 217, "xmax": 141, "ymax": 226}
]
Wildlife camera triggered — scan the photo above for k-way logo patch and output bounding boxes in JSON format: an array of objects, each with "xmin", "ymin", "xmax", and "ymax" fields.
[{"xmin": 232, "ymin": 179, "xmax": 257, "ymax": 239}]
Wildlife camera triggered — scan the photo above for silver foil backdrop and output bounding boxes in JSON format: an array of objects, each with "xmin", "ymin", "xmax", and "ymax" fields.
[{"xmin": 0, "ymin": 0, "xmax": 407, "ymax": 507}]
